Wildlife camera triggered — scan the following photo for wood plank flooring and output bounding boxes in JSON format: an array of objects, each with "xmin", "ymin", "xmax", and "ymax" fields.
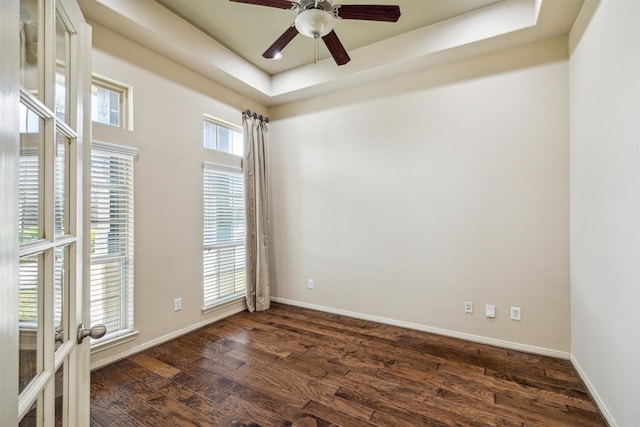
[{"xmin": 90, "ymin": 303, "xmax": 607, "ymax": 426}]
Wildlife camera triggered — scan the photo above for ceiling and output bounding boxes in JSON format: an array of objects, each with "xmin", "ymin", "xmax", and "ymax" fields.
[
  {"xmin": 78, "ymin": 0, "xmax": 585, "ymax": 106},
  {"xmin": 155, "ymin": 0, "xmax": 505, "ymax": 75}
]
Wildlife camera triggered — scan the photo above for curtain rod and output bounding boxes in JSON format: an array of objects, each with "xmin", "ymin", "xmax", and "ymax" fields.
[{"xmin": 243, "ymin": 109, "xmax": 269, "ymax": 123}]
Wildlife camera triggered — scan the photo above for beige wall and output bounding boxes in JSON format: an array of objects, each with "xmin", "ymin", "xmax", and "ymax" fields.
[
  {"xmin": 83, "ymin": 4, "xmax": 640, "ymax": 422},
  {"xmin": 89, "ymin": 23, "xmax": 573, "ymax": 365},
  {"xmin": 88, "ymin": 23, "xmax": 266, "ymax": 368},
  {"xmin": 569, "ymin": 0, "xmax": 640, "ymax": 425},
  {"xmin": 269, "ymin": 37, "xmax": 571, "ymax": 354}
]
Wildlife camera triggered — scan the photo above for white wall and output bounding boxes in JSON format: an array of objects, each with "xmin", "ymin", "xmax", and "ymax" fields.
[
  {"xmin": 88, "ymin": 23, "xmax": 266, "ymax": 368},
  {"xmin": 269, "ymin": 37, "xmax": 571, "ymax": 354},
  {"xmin": 569, "ymin": 1, "xmax": 640, "ymax": 425}
]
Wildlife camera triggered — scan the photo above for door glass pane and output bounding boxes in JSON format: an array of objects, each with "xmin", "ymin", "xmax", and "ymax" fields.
[
  {"xmin": 54, "ymin": 363, "xmax": 65, "ymax": 426},
  {"xmin": 19, "ymin": 254, "xmax": 41, "ymax": 394},
  {"xmin": 55, "ymin": 13, "xmax": 69, "ymax": 123},
  {"xmin": 55, "ymin": 132, "xmax": 69, "ymax": 236},
  {"xmin": 19, "ymin": 103, "xmax": 42, "ymax": 243},
  {"xmin": 19, "ymin": 395, "xmax": 41, "ymax": 427},
  {"xmin": 20, "ymin": 0, "xmax": 40, "ymax": 96},
  {"xmin": 54, "ymin": 247, "xmax": 67, "ymax": 351}
]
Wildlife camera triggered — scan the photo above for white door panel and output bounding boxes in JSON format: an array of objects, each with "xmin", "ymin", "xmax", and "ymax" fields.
[{"xmin": 2, "ymin": 0, "xmax": 91, "ymax": 425}]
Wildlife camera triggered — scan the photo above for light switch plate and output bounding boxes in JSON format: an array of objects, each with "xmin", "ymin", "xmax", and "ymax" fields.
[{"xmin": 485, "ymin": 304, "xmax": 496, "ymax": 318}]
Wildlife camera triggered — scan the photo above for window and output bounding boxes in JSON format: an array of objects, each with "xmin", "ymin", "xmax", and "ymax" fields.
[
  {"xmin": 203, "ymin": 163, "xmax": 246, "ymax": 308},
  {"xmin": 91, "ymin": 75, "xmax": 131, "ymax": 129},
  {"xmin": 203, "ymin": 116, "xmax": 243, "ymax": 156},
  {"xmin": 90, "ymin": 141, "xmax": 137, "ymax": 343}
]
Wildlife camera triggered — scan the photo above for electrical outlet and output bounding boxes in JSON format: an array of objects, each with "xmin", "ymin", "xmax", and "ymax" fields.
[
  {"xmin": 174, "ymin": 298, "xmax": 182, "ymax": 311},
  {"xmin": 307, "ymin": 279, "xmax": 314, "ymax": 289},
  {"xmin": 510, "ymin": 306, "xmax": 521, "ymax": 321},
  {"xmin": 464, "ymin": 301, "xmax": 473, "ymax": 313},
  {"xmin": 485, "ymin": 304, "xmax": 496, "ymax": 318}
]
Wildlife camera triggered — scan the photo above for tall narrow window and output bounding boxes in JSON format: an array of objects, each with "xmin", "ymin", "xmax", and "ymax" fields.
[
  {"xmin": 90, "ymin": 142, "xmax": 137, "ymax": 343},
  {"xmin": 203, "ymin": 163, "xmax": 246, "ymax": 308}
]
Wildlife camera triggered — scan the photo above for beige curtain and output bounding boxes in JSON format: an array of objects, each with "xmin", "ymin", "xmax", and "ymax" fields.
[{"xmin": 242, "ymin": 111, "xmax": 271, "ymax": 312}]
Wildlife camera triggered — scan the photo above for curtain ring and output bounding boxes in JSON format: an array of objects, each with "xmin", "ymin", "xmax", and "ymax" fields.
[{"xmin": 243, "ymin": 109, "xmax": 269, "ymax": 123}]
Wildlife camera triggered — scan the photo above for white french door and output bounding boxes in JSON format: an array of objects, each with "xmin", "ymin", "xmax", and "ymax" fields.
[{"xmin": 1, "ymin": 0, "xmax": 92, "ymax": 425}]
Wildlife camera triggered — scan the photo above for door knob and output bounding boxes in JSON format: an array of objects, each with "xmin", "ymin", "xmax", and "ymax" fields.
[{"xmin": 77, "ymin": 323, "xmax": 107, "ymax": 344}]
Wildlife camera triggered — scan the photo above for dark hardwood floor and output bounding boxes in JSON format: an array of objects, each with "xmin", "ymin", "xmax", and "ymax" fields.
[{"xmin": 90, "ymin": 303, "xmax": 607, "ymax": 426}]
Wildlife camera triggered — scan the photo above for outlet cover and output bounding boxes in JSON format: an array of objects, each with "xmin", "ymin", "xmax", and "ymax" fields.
[
  {"xmin": 174, "ymin": 298, "xmax": 182, "ymax": 311},
  {"xmin": 464, "ymin": 301, "xmax": 473, "ymax": 313},
  {"xmin": 510, "ymin": 306, "xmax": 521, "ymax": 321},
  {"xmin": 307, "ymin": 279, "xmax": 314, "ymax": 289}
]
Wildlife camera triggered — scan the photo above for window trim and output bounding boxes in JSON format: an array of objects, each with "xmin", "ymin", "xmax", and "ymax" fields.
[
  {"xmin": 89, "ymin": 140, "xmax": 138, "ymax": 348},
  {"xmin": 203, "ymin": 114, "xmax": 241, "ymax": 133},
  {"xmin": 91, "ymin": 74, "xmax": 133, "ymax": 131},
  {"xmin": 202, "ymin": 161, "xmax": 246, "ymax": 310},
  {"xmin": 90, "ymin": 330, "xmax": 140, "ymax": 354},
  {"xmin": 92, "ymin": 140, "xmax": 138, "ymax": 158},
  {"xmin": 201, "ymin": 294, "xmax": 245, "ymax": 314},
  {"xmin": 203, "ymin": 115, "xmax": 243, "ymax": 156}
]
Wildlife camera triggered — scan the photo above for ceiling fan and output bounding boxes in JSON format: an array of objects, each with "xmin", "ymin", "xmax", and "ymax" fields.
[{"xmin": 229, "ymin": 0, "xmax": 401, "ymax": 66}]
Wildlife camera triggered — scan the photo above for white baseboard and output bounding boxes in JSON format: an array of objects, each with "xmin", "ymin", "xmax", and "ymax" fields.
[
  {"xmin": 570, "ymin": 354, "xmax": 616, "ymax": 427},
  {"xmin": 90, "ymin": 302, "xmax": 247, "ymax": 371},
  {"xmin": 271, "ymin": 297, "xmax": 571, "ymax": 360}
]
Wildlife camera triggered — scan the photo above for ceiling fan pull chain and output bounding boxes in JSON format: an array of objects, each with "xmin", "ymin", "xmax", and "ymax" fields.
[{"xmin": 313, "ymin": 36, "xmax": 319, "ymax": 63}]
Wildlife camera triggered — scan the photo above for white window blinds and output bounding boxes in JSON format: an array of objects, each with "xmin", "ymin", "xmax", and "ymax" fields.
[
  {"xmin": 90, "ymin": 142, "xmax": 137, "ymax": 342},
  {"xmin": 203, "ymin": 163, "xmax": 246, "ymax": 308}
]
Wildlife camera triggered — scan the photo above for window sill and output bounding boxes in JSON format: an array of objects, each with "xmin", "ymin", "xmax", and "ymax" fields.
[
  {"xmin": 90, "ymin": 330, "xmax": 140, "ymax": 354},
  {"xmin": 201, "ymin": 295, "xmax": 246, "ymax": 315}
]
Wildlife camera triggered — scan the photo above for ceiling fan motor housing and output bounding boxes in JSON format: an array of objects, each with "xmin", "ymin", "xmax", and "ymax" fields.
[{"xmin": 298, "ymin": 0, "xmax": 332, "ymax": 12}]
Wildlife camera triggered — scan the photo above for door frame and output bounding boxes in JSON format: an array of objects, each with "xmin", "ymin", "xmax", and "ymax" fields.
[{"xmin": 0, "ymin": 0, "xmax": 21, "ymax": 422}]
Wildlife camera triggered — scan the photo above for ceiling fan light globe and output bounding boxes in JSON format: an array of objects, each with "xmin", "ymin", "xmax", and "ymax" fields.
[{"xmin": 295, "ymin": 9, "xmax": 334, "ymax": 39}]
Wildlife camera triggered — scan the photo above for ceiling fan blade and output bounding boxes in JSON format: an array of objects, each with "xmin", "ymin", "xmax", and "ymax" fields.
[
  {"xmin": 229, "ymin": 0, "xmax": 297, "ymax": 10},
  {"xmin": 263, "ymin": 25, "xmax": 299, "ymax": 59},
  {"xmin": 322, "ymin": 30, "xmax": 350, "ymax": 66},
  {"xmin": 333, "ymin": 4, "xmax": 401, "ymax": 22}
]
